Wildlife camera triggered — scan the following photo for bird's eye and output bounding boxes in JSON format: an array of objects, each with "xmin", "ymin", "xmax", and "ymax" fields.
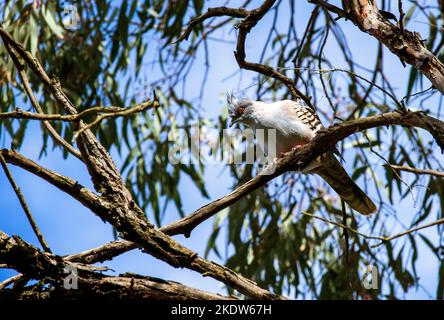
[{"xmin": 237, "ymin": 105, "xmax": 245, "ymax": 115}]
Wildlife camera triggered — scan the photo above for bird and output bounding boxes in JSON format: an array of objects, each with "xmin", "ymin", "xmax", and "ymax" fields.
[{"xmin": 227, "ymin": 92, "xmax": 377, "ymax": 215}]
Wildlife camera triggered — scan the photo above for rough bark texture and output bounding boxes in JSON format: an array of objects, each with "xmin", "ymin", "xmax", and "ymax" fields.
[
  {"xmin": 342, "ymin": 0, "xmax": 444, "ymax": 93},
  {"xmin": 2, "ymin": 0, "xmax": 444, "ymax": 300},
  {"xmin": 0, "ymin": 231, "xmax": 232, "ymax": 300}
]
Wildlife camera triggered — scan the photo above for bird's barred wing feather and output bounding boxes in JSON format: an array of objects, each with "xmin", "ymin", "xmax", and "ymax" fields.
[
  {"xmin": 291, "ymin": 99, "xmax": 344, "ymax": 160},
  {"xmin": 291, "ymin": 100, "xmax": 323, "ymax": 133},
  {"xmin": 291, "ymin": 100, "xmax": 376, "ymax": 215}
]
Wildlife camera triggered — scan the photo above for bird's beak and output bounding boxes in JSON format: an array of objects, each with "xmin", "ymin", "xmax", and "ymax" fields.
[{"xmin": 229, "ymin": 118, "xmax": 239, "ymax": 127}]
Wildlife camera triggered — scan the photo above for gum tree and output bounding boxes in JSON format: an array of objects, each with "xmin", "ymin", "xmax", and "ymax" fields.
[{"xmin": 1, "ymin": 0, "xmax": 443, "ymax": 299}]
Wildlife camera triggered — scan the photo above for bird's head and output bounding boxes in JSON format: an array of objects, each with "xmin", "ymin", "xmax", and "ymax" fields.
[{"xmin": 226, "ymin": 92, "xmax": 255, "ymax": 127}]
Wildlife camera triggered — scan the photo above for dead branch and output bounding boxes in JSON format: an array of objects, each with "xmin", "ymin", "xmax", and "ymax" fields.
[{"xmin": 0, "ymin": 231, "xmax": 232, "ymax": 300}]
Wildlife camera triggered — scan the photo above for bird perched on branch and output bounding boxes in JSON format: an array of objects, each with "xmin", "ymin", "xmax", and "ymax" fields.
[{"xmin": 227, "ymin": 93, "xmax": 376, "ymax": 215}]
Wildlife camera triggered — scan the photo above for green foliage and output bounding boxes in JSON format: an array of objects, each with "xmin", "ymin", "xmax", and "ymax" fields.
[{"xmin": 1, "ymin": 0, "xmax": 443, "ymax": 299}]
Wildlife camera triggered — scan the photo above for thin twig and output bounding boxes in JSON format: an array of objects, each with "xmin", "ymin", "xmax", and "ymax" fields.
[
  {"xmin": 0, "ymin": 100, "xmax": 156, "ymax": 143},
  {"xmin": 302, "ymin": 211, "xmax": 386, "ymax": 241},
  {"xmin": 302, "ymin": 211, "xmax": 444, "ymax": 249},
  {"xmin": 173, "ymin": 6, "xmax": 249, "ymax": 43},
  {"xmin": 341, "ymin": 200, "xmax": 350, "ymax": 262},
  {"xmin": 385, "ymin": 163, "xmax": 444, "ymax": 178},
  {"xmin": 307, "ymin": 0, "xmax": 347, "ymax": 19},
  {"xmin": 0, "ymin": 26, "xmax": 78, "ymax": 115},
  {"xmin": 0, "ymin": 101, "xmax": 154, "ymax": 122},
  {"xmin": 234, "ymin": 0, "xmax": 315, "ymax": 107},
  {"xmin": 371, "ymin": 217, "xmax": 444, "ymax": 248},
  {"xmin": 277, "ymin": 66, "xmax": 405, "ymax": 110},
  {"xmin": 73, "ymin": 100, "xmax": 157, "ymax": 140},
  {"xmin": 0, "ymin": 154, "xmax": 52, "ymax": 253},
  {"xmin": 173, "ymin": 0, "xmax": 314, "ymax": 107}
]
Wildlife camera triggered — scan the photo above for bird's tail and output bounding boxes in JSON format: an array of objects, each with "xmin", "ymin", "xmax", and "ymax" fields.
[{"xmin": 315, "ymin": 156, "xmax": 377, "ymax": 215}]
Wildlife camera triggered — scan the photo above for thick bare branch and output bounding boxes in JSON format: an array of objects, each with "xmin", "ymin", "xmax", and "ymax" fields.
[
  {"xmin": 0, "ymin": 231, "xmax": 232, "ymax": 300},
  {"xmin": 0, "ymin": 149, "xmax": 281, "ymax": 299},
  {"xmin": 0, "ymin": 274, "xmax": 23, "ymax": 290},
  {"xmin": 0, "ymin": 29, "xmax": 280, "ymax": 297},
  {"xmin": 0, "ymin": 275, "xmax": 234, "ymax": 300}
]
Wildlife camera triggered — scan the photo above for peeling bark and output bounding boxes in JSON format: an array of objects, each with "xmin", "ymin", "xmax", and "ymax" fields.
[{"xmin": 342, "ymin": 0, "xmax": 444, "ymax": 93}]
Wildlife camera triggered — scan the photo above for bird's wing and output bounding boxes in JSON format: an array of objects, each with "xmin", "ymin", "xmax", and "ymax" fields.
[
  {"xmin": 290, "ymin": 99, "xmax": 324, "ymax": 133},
  {"xmin": 290, "ymin": 100, "xmax": 345, "ymax": 160}
]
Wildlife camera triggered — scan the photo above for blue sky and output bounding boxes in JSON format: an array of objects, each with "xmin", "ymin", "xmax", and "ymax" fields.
[{"xmin": 1, "ymin": 0, "xmax": 442, "ymax": 299}]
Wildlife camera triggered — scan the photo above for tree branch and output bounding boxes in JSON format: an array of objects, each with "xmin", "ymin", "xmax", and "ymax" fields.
[
  {"xmin": 64, "ymin": 240, "xmax": 138, "ymax": 264},
  {"xmin": 72, "ymin": 100, "xmax": 158, "ymax": 139},
  {"xmin": 0, "ymin": 274, "xmax": 23, "ymax": 290},
  {"xmin": 0, "ymin": 153, "xmax": 51, "ymax": 253},
  {"xmin": 0, "ymin": 275, "xmax": 234, "ymax": 300},
  {"xmin": 173, "ymin": 0, "xmax": 314, "ymax": 107},
  {"xmin": 0, "ymin": 34, "xmax": 82, "ymax": 159},
  {"xmin": 301, "ymin": 211, "xmax": 444, "ymax": 249},
  {"xmin": 385, "ymin": 163, "xmax": 444, "ymax": 178},
  {"xmin": 173, "ymin": 7, "xmax": 249, "ymax": 43},
  {"xmin": 160, "ymin": 110, "xmax": 444, "ymax": 237},
  {"xmin": 0, "ymin": 101, "xmax": 156, "ymax": 123},
  {"xmin": 301, "ymin": 211, "xmax": 386, "ymax": 241},
  {"xmin": 59, "ymin": 110, "xmax": 444, "ymax": 265},
  {"xmin": 233, "ymin": 0, "xmax": 315, "ymax": 107},
  {"xmin": 371, "ymin": 217, "xmax": 444, "ymax": 248},
  {"xmin": 0, "ymin": 149, "xmax": 104, "ymax": 216},
  {"xmin": 0, "ymin": 149, "xmax": 281, "ymax": 299},
  {"xmin": 311, "ymin": 0, "xmax": 444, "ymax": 94},
  {"xmin": 0, "ymin": 231, "xmax": 232, "ymax": 300},
  {"xmin": 307, "ymin": 0, "xmax": 347, "ymax": 19}
]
